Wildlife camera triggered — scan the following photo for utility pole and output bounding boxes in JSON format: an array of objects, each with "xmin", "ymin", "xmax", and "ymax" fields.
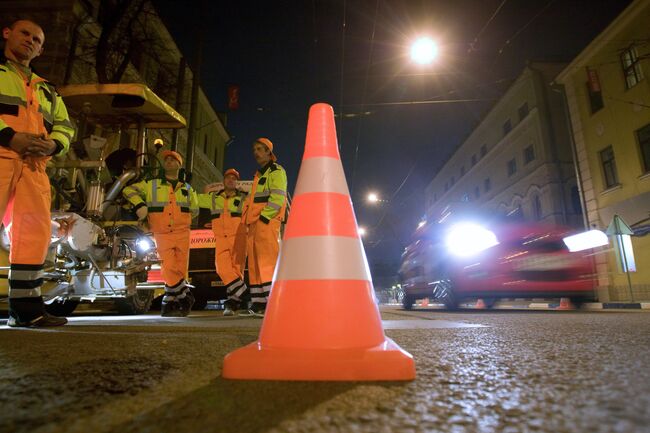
[
  {"xmin": 171, "ymin": 57, "xmax": 186, "ymax": 152},
  {"xmin": 185, "ymin": 0, "xmax": 206, "ymax": 178}
]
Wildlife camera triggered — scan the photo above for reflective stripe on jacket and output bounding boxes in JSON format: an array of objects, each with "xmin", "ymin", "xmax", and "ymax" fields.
[
  {"xmin": 123, "ymin": 178, "xmax": 199, "ymax": 233},
  {"xmin": 0, "ymin": 59, "xmax": 74, "ymax": 156},
  {"xmin": 244, "ymin": 162, "xmax": 287, "ymax": 224},
  {"xmin": 198, "ymin": 189, "xmax": 247, "ymax": 237}
]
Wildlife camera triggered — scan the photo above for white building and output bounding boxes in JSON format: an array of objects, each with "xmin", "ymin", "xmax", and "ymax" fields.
[{"xmin": 425, "ymin": 63, "xmax": 583, "ymax": 228}]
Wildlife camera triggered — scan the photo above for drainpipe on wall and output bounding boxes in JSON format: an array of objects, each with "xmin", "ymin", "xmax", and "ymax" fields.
[{"xmin": 553, "ymin": 81, "xmax": 590, "ymax": 230}]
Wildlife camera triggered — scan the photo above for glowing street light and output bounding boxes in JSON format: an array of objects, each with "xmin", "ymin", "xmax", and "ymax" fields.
[
  {"xmin": 410, "ymin": 37, "xmax": 439, "ymax": 65},
  {"xmin": 367, "ymin": 192, "xmax": 380, "ymax": 203},
  {"xmin": 358, "ymin": 226, "xmax": 367, "ymax": 237}
]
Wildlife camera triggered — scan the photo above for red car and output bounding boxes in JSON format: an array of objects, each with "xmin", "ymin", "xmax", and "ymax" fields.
[{"xmin": 398, "ymin": 218, "xmax": 597, "ymax": 310}]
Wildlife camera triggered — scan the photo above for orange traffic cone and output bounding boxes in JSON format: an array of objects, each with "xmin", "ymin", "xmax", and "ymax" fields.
[
  {"xmin": 222, "ymin": 103, "xmax": 415, "ymax": 381},
  {"xmin": 475, "ymin": 299, "xmax": 486, "ymax": 309},
  {"xmin": 557, "ymin": 297, "xmax": 575, "ymax": 310}
]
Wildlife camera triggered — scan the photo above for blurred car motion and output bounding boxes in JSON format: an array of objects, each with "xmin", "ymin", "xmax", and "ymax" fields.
[{"xmin": 398, "ymin": 213, "xmax": 597, "ymax": 310}]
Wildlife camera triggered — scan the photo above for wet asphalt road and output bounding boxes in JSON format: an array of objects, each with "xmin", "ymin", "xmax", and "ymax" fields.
[{"xmin": 0, "ymin": 306, "xmax": 649, "ymax": 433}]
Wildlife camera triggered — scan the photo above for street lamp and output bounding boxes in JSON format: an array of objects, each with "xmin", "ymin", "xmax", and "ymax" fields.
[
  {"xmin": 358, "ymin": 226, "xmax": 367, "ymax": 237},
  {"xmin": 410, "ymin": 37, "xmax": 439, "ymax": 65},
  {"xmin": 367, "ymin": 192, "xmax": 388, "ymax": 204}
]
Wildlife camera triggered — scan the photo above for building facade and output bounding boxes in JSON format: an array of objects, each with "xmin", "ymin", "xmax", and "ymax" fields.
[
  {"xmin": 557, "ymin": 0, "xmax": 650, "ymax": 302},
  {"xmin": 0, "ymin": 0, "xmax": 229, "ymax": 192},
  {"xmin": 425, "ymin": 63, "xmax": 582, "ymax": 230}
]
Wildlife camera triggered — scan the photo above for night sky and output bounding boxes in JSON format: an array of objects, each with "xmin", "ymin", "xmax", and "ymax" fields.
[{"xmin": 154, "ymin": 0, "xmax": 632, "ymax": 272}]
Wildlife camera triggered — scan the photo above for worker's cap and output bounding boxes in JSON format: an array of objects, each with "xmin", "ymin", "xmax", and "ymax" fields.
[
  {"xmin": 254, "ymin": 137, "xmax": 276, "ymax": 161},
  {"xmin": 224, "ymin": 168, "xmax": 240, "ymax": 180},
  {"xmin": 160, "ymin": 150, "xmax": 183, "ymax": 166}
]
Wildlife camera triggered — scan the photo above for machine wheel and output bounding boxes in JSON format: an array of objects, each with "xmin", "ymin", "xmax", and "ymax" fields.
[
  {"xmin": 115, "ymin": 289, "xmax": 154, "ymax": 314},
  {"xmin": 45, "ymin": 300, "xmax": 79, "ymax": 316},
  {"xmin": 434, "ymin": 279, "xmax": 459, "ymax": 310},
  {"xmin": 402, "ymin": 294, "xmax": 416, "ymax": 310}
]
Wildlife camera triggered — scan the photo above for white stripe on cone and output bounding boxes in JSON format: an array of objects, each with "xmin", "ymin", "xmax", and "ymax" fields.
[
  {"xmin": 275, "ymin": 236, "xmax": 371, "ymax": 281},
  {"xmin": 294, "ymin": 157, "xmax": 350, "ymax": 196}
]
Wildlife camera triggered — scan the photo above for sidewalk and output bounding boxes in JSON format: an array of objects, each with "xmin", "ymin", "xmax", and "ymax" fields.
[{"xmin": 386, "ymin": 300, "xmax": 650, "ymax": 311}]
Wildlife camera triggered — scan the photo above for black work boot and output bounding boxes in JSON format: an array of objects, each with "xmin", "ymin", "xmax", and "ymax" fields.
[
  {"xmin": 8, "ymin": 297, "xmax": 67, "ymax": 327},
  {"xmin": 178, "ymin": 289, "xmax": 195, "ymax": 317},
  {"xmin": 161, "ymin": 300, "xmax": 184, "ymax": 317},
  {"xmin": 250, "ymin": 302, "xmax": 266, "ymax": 318},
  {"xmin": 7, "ymin": 312, "xmax": 67, "ymax": 328}
]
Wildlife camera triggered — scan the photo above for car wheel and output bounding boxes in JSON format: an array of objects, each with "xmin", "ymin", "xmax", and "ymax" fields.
[
  {"xmin": 402, "ymin": 294, "xmax": 415, "ymax": 310},
  {"xmin": 45, "ymin": 299, "xmax": 79, "ymax": 316},
  {"xmin": 434, "ymin": 279, "xmax": 459, "ymax": 310},
  {"xmin": 570, "ymin": 297, "xmax": 587, "ymax": 309},
  {"xmin": 115, "ymin": 290, "xmax": 154, "ymax": 314}
]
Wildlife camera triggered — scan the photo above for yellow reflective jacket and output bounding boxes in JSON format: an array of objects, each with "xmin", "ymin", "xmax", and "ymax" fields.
[
  {"xmin": 123, "ymin": 177, "xmax": 199, "ymax": 234},
  {"xmin": 0, "ymin": 55, "xmax": 74, "ymax": 156},
  {"xmin": 244, "ymin": 162, "xmax": 287, "ymax": 224},
  {"xmin": 198, "ymin": 189, "xmax": 247, "ymax": 237}
]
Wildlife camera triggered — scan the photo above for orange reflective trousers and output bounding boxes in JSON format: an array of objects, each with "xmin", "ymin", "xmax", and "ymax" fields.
[
  {"xmin": 155, "ymin": 230, "xmax": 190, "ymax": 286},
  {"xmin": 246, "ymin": 218, "xmax": 281, "ymax": 287},
  {"xmin": 149, "ymin": 188, "xmax": 192, "ymax": 287},
  {"xmin": 0, "ymin": 155, "xmax": 51, "ymax": 266}
]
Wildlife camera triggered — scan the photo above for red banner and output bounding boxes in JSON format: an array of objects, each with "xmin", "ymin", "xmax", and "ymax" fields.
[
  {"xmin": 227, "ymin": 84, "xmax": 240, "ymax": 111},
  {"xmin": 587, "ymin": 68, "xmax": 601, "ymax": 93}
]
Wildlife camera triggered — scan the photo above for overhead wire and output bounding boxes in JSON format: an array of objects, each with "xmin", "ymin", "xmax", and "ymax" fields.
[
  {"xmin": 468, "ymin": 0, "xmax": 509, "ymax": 53},
  {"xmin": 337, "ymin": 0, "xmax": 347, "ymax": 150},
  {"xmin": 496, "ymin": 0, "xmax": 558, "ymax": 55},
  {"xmin": 349, "ymin": 0, "xmax": 381, "ymax": 194}
]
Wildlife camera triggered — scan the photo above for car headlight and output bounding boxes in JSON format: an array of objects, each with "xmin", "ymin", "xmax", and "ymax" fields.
[
  {"xmin": 136, "ymin": 238, "xmax": 153, "ymax": 252},
  {"xmin": 446, "ymin": 223, "xmax": 499, "ymax": 257}
]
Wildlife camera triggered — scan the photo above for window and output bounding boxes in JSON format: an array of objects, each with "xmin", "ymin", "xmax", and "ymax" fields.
[
  {"xmin": 471, "ymin": 154, "xmax": 477, "ymax": 166},
  {"xmin": 524, "ymin": 145, "xmax": 535, "ymax": 164},
  {"xmin": 532, "ymin": 195, "xmax": 542, "ymax": 220},
  {"xmin": 507, "ymin": 158, "xmax": 517, "ymax": 177},
  {"xmin": 518, "ymin": 102, "xmax": 529, "ymax": 121},
  {"xmin": 600, "ymin": 146, "xmax": 619, "ymax": 189},
  {"xmin": 503, "ymin": 119, "xmax": 512, "ymax": 137},
  {"xmin": 621, "ymin": 46, "xmax": 644, "ymax": 89},
  {"xmin": 460, "ymin": 166, "xmax": 465, "ymax": 176},
  {"xmin": 484, "ymin": 178, "xmax": 491, "ymax": 193},
  {"xmin": 587, "ymin": 82, "xmax": 604, "ymax": 113},
  {"xmin": 480, "ymin": 145, "xmax": 487, "ymax": 157},
  {"xmin": 474, "ymin": 186, "xmax": 480, "ymax": 199},
  {"xmin": 638, "ymin": 123, "xmax": 650, "ymax": 173}
]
